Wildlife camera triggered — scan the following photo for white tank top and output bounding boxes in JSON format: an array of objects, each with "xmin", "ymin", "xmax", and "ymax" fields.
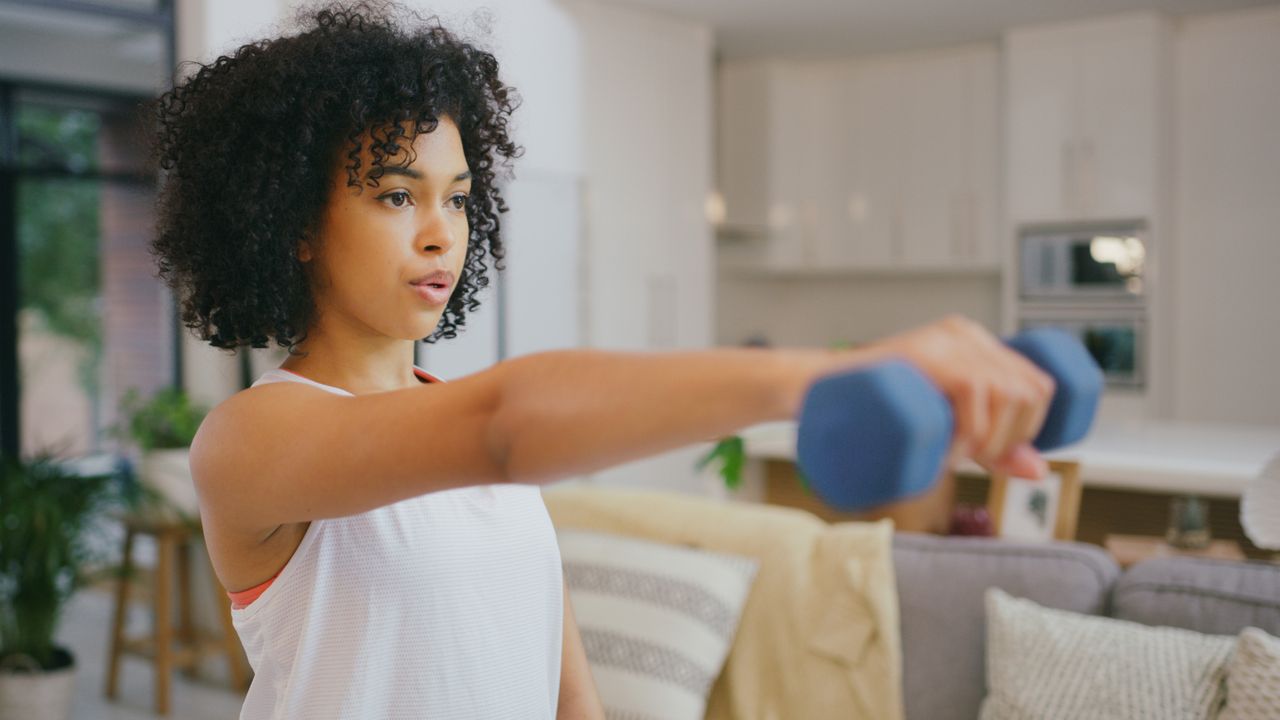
[{"xmin": 230, "ymin": 368, "xmax": 564, "ymax": 719}]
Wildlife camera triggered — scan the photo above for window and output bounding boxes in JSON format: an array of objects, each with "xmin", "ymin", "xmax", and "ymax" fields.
[{"xmin": 0, "ymin": 0, "xmax": 175, "ymax": 459}]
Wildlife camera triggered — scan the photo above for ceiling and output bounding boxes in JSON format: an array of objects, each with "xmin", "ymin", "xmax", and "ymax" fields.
[{"xmin": 600, "ymin": 0, "xmax": 1277, "ymax": 59}]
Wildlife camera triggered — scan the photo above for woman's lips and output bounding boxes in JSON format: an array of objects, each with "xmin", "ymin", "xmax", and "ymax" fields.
[{"xmin": 410, "ymin": 281, "xmax": 452, "ymax": 305}]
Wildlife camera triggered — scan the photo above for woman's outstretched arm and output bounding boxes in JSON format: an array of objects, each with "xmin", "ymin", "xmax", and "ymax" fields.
[
  {"xmin": 492, "ymin": 315, "xmax": 1058, "ymax": 487},
  {"xmin": 489, "ymin": 346, "xmax": 859, "ymax": 484},
  {"xmin": 191, "ymin": 315, "xmax": 1054, "ymax": 536}
]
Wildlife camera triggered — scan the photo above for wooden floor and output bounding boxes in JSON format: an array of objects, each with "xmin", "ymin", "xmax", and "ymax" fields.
[{"xmin": 55, "ymin": 586, "xmax": 246, "ymax": 720}]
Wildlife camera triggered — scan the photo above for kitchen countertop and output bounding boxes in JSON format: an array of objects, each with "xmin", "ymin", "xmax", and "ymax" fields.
[{"xmin": 739, "ymin": 418, "xmax": 1280, "ymax": 498}]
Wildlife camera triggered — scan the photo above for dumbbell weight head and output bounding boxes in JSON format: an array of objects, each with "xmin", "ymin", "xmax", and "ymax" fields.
[
  {"xmin": 1006, "ymin": 327, "xmax": 1104, "ymax": 450},
  {"xmin": 796, "ymin": 361, "xmax": 953, "ymax": 511},
  {"xmin": 797, "ymin": 327, "xmax": 1103, "ymax": 512}
]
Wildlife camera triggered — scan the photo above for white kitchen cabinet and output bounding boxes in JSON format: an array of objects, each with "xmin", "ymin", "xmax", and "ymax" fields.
[
  {"xmin": 1005, "ymin": 13, "xmax": 1171, "ymax": 223},
  {"xmin": 844, "ymin": 56, "xmax": 906, "ymax": 267},
  {"xmin": 899, "ymin": 46, "xmax": 1000, "ymax": 267},
  {"xmin": 716, "ymin": 45, "xmax": 1001, "ymax": 273},
  {"xmin": 841, "ymin": 46, "xmax": 1000, "ymax": 269},
  {"xmin": 716, "ymin": 61, "xmax": 772, "ymax": 231},
  {"xmin": 717, "ymin": 60, "xmax": 823, "ymax": 267},
  {"xmin": 964, "ymin": 48, "xmax": 1001, "ymax": 266},
  {"xmin": 767, "ymin": 62, "xmax": 832, "ymax": 267}
]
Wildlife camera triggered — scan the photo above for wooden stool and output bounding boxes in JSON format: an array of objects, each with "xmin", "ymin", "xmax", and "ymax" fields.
[{"xmin": 103, "ymin": 511, "xmax": 250, "ymax": 715}]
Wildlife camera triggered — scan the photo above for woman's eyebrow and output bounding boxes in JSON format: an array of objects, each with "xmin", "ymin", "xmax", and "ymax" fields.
[
  {"xmin": 378, "ymin": 166, "xmax": 423, "ymax": 181},
  {"xmin": 374, "ymin": 167, "xmax": 471, "ymax": 182}
]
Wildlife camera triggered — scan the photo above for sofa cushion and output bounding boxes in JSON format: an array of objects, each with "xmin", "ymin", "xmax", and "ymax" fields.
[
  {"xmin": 980, "ymin": 588, "xmax": 1234, "ymax": 720},
  {"xmin": 1221, "ymin": 627, "xmax": 1280, "ymax": 720},
  {"xmin": 556, "ymin": 528, "xmax": 758, "ymax": 720},
  {"xmin": 1112, "ymin": 557, "xmax": 1280, "ymax": 637},
  {"xmin": 892, "ymin": 533, "xmax": 1120, "ymax": 720}
]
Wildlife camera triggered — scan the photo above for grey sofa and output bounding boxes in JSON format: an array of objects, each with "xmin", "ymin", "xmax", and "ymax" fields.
[{"xmin": 893, "ymin": 533, "xmax": 1280, "ymax": 720}]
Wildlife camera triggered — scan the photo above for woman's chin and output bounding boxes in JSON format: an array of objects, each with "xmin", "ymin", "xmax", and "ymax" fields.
[{"xmin": 402, "ymin": 317, "xmax": 444, "ymax": 340}]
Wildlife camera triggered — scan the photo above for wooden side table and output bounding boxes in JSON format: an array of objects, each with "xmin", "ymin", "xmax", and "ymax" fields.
[
  {"xmin": 1104, "ymin": 533, "xmax": 1246, "ymax": 568},
  {"xmin": 104, "ymin": 511, "xmax": 250, "ymax": 715}
]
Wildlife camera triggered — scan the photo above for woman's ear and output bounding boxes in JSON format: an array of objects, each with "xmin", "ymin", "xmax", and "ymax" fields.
[{"xmin": 297, "ymin": 238, "xmax": 313, "ymax": 262}]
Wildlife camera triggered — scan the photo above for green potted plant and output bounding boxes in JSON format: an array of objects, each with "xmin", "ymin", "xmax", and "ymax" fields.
[
  {"xmin": 115, "ymin": 386, "xmax": 208, "ymax": 522},
  {"xmin": 0, "ymin": 452, "xmax": 135, "ymax": 720}
]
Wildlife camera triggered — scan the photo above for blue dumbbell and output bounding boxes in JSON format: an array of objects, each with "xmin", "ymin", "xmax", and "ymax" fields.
[{"xmin": 796, "ymin": 327, "xmax": 1103, "ymax": 511}]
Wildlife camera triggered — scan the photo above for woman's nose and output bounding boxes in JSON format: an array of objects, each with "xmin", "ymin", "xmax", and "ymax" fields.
[{"xmin": 417, "ymin": 210, "xmax": 457, "ymax": 254}]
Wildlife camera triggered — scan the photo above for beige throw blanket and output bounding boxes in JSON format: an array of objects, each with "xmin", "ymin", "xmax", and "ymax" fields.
[{"xmin": 542, "ymin": 485, "xmax": 904, "ymax": 720}]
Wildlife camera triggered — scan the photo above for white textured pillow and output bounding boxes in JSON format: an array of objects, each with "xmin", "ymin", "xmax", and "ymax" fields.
[
  {"xmin": 980, "ymin": 587, "xmax": 1235, "ymax": 720},
  {"xmin": 556, "ymin": 528, "xmax": 758, "ymax": 720},
  {"xmin": 1221, "ymin": 627, "xmax": 1280, "ymax": 719}
]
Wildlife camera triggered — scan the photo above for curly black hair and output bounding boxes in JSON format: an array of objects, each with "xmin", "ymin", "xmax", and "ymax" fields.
[{"xmin": 149, "ymin": 1, "xmax": 522, "ymax": 354}]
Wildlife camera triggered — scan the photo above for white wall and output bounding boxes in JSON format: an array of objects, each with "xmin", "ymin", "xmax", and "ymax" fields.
[
  {"xmin": 405, "ymin": 0, "xmax": 586, "ymax": 380},
  {"xmin": 565, "ymin": 0, "xmax": 718, "ymax": 494},
  {"xmin": 1172, "ymin": 4, "xmax": 1280, "ymax": 424}
]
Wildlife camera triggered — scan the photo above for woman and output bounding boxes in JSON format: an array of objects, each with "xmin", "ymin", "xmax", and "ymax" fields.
[{"xmin": 151, "ymin": 3, "xmax": 1054, "ymax": 718}]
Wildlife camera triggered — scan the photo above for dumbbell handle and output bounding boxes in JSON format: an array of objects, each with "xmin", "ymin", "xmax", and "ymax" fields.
[{"xmin": 796, "ymin": 327, "xmax": 1103, "ymax": 512}]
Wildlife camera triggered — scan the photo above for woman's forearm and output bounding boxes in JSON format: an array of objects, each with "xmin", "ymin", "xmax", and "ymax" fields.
[{"xmin": 489, "ymin": 346, "xmax": 885, "ymax": 484}]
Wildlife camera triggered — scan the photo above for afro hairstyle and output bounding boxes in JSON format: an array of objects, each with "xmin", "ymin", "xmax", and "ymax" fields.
[{"xmin": 150, "ymin": 1, "xmax": 522, "ymax": 354}]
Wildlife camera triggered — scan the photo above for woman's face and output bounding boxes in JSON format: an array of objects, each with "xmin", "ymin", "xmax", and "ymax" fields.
[{"xmin": 300, "ymin": 115, "xmax": 472, "ymax": 342}]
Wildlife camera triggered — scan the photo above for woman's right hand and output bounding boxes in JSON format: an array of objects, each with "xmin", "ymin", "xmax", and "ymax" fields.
[{"xmin": 866, "ymin": 314, "xmax": 1057, "ymax": 480}]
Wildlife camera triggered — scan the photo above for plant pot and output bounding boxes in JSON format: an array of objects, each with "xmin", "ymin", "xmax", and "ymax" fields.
[
  {"xmin": 140, "ymin": 447, "xmax": 199, "ymax": 521},
  {"xmin": 0, "ymin": 647, "xmax": 75, "ymax": 720}
]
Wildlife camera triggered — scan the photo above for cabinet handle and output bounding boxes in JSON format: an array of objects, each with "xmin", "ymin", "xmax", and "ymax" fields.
[
  {"xmin": 1082, "ymin": 138, "xmax": 1096, "ymax": 215},
  {"xmin": 966, "ymin": 191, "xmax": 978, "ymax": 261},
  {"xmin": 950, "ymin": 192, "xmax": 962, "ymax": 260},
  {"xmin": 891, "ymin": 195, "xmax": 903, "ymax": 262},
  {"xmin": 1062, "ymin": 139, "xmax": 1076, "ymax": 217}
]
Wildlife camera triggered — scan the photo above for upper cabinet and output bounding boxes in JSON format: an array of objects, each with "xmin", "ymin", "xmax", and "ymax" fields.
[
  {"xmin": 1005, "ymin": 13, "xmax": 1172, "ymax": 223},
  {"xmin": 716, "ymin": 61, "xmax": 774, "ymax": 233},
  {"xmin": 716, "ymin": 45, "xmax": 1001, "ymax": 272}
]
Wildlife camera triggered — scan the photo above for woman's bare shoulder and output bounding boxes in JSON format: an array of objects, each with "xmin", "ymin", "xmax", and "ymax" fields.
[
  {"xmin": 195, "ymin": 382, "xmax": 336, "ymax": 591},
  {"xmin": 192, "ymin": 382, "xmax": 332, "ymax": 519}
]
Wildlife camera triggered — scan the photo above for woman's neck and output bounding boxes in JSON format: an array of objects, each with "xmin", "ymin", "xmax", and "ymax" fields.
[{"xmin": 280, "ymin": 325, "xmax": 421, "ymax": 395}]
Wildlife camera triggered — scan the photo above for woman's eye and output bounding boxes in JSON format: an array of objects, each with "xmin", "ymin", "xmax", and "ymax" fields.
[
  {"xmin": 450, "ymin": 194, "xmax": 469, "ymax": 210},
  {"xmin": 380, "ymin": 191, "xmax": 411, "ymax": 208}
]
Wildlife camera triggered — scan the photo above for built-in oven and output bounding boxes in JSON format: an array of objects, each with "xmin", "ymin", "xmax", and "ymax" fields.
[
  {"xmin": 1016, "ymin": 220, "xmax": 1149, "ymax": 390},
  {"xmin": 1018, "ymin": 221, "xmax": 1147, "ymax": 303},
  {"xmin": 1017, "ymin": 306, "xmax": 1145, "ymax": 389}
]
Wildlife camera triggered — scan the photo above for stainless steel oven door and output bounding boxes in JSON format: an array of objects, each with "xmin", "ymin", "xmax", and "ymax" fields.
[
  {"xmin": 1018, "ymin": 223, "xmax": 1147, "ymax": 303},
  {"xmin": 1017, "ymin": 307, "xmax": 1145, "ymax": 389}
]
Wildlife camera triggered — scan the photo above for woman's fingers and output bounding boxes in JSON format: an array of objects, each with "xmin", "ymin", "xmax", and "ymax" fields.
[
  {"xmin": 995, "ymin": 443, "xmax": 1049, "ymax": 479},
  {"xmin": 874, "ymin": 314, "xmax": 1058, "ymax": 480},
  {"xmin": 950, "ymin": 376, "xmax": 990, "ymax": 463},
  {"xmin": 978, "ymin": 386, "xmax": 1021, "ymax": 468},
  {"xmin": 959, "ymin": 357, "xmax": 1054, "ymax": 479}
]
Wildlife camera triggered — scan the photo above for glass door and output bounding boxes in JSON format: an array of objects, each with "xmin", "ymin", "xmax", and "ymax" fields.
[{"xmin": 10, "ymin": 88, "xmax": 170, "ymax": 457}]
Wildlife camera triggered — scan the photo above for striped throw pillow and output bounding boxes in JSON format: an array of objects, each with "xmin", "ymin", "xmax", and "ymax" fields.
[
  {"xmin": 981, "ymin": 587, "xmax": 1235, "ymax": 720},
  {"xmin": 556, "ymin": 529, "xmax": 758, "ymax": 720}
]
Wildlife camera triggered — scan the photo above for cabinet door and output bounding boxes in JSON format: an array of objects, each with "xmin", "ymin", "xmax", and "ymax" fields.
[
  {"xmin": 967, "ymin": 46, "xmax": 1001, "ymax": 265},
  {"xmin": 717, "ymin": 61, "xmax": 772, "ymax": 229},
  {"xmin": 847, "ymin": 58, "xmax": 905, "ymax": 266},
  {"xmin": 805, "ymin": 61, "xmax": 850, "ymax": 267},
  {"xmin": 900, "ymin": 52, "xmax": 967, "ymax": 266},
  {"xmin": 1005, "ymin": 26, "xmax": 1078, "ymax": 222},
  {"xmin": 1075, "ymin": 15, "xmax": 1164, "ymax": 219},
  {"xmin": 766, "ymin": 62, "xmax": 815, "ymax": 266}
]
